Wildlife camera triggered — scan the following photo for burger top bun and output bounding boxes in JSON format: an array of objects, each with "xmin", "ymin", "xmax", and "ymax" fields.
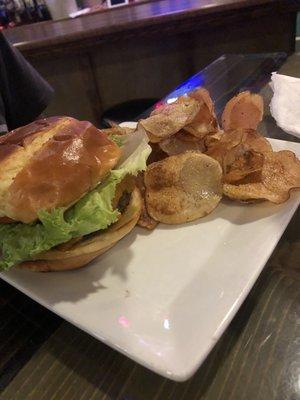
[{"xmin": 0, "ymin": 117, "xmax": 121, "ymax": 223}]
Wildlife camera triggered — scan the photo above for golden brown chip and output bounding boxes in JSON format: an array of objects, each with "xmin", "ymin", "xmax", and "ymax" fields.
[
  {"xmin": 242, "ymin": 129, "xmax": 272, "ymax": 153},
  {"xmin": 204, "ymin": 131, "xmax": 223, "ymax": 151},
  {"xmin": 262, "ymin": 150, "xmax": 300, "ymax": 195},
  {"xmin": 221, "ymin": 91, "xmax": 263, "ymax": 131},
  {"xmin": 206, "ymin": 129, "xmax": 272, "ymax": 181},
  {"xmin": 139, "ymin": 97, "xmax": 200, "ymax": 142},
  {"xmin": 206, "ymin": 129, "xmax": 271, "ymax": 159},
  {"xmin": 159, "ymin": 130, "xmax": 205, "ymax": 156},
  {"xmin": 138, "ymin": 204, "xmax": 159, "ymax": 230},
  {"xmin": 206, "ymin": 129, "xmax": 243, "ymax": 167},
  {"xmin": 223, "ymin": 182, "xmax": 287, "ymax": 203},
  {"xmin": 184, "ymin": 88, "xmax": 218, "ymax": 138},
  {"xmin": 223, "ymin": 150, "xmax": 300, "ymax": 203},
  {"xmin": 224, "ymin": 151, "xmax": 264, "ymax": 183},
  {"xmin": 144, "ymin": 152, "xmax": 222, "ymax": 224},
  {"xmin": 136, "ymin": 172, "xmax": 158, "ymax": 230}
]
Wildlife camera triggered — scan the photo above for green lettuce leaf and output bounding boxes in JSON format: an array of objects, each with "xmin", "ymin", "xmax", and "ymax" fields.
[
  {"xmin": 109, "ymin": 134, "xmax": 125, "ymax": 147},
  {"xmin": 0, "ymin": 130, "xmax": 151, "ymax": 270}
]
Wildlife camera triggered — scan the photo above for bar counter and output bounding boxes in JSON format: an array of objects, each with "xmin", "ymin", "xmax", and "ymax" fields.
[
  {"xmin": 4, "ymin": 0, "xmax": 300, "ymax": 126},
  {"xmin": 5, "ymin": 0, "xmax": 299, "ymax": 57}
]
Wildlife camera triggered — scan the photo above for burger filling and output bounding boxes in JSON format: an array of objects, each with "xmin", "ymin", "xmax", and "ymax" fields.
[{"xmin": 0, "ymin": 132, "xmax": 151, "ymax": 270}]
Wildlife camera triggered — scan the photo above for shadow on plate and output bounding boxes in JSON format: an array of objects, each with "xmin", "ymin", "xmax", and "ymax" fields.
[{"xmin": 4, "ymin": 229, "xmax": 138, "ymax": 306}]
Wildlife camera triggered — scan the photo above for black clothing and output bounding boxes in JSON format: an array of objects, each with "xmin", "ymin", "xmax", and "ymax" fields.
[{"xmin": 0, "ymin": 33, "xmax": 53, "ymax": 133}]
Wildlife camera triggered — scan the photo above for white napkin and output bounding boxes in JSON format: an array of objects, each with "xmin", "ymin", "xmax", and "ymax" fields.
[{"xmin": 269, "ymin": 72, "xmax": 300, "ymax": 139}]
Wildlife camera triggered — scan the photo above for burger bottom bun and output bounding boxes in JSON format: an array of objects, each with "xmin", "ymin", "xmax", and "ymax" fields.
[{"xmin": 18, "ymin": 187, "xmax": 142, "ymax": 272}]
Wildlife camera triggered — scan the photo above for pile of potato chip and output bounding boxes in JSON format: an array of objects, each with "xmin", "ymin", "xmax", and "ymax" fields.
[{"xmin": 109, "ymin": 88, "xmax": 300, "ymax": 228}]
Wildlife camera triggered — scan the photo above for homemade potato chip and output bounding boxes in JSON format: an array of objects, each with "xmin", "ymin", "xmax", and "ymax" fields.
[
  {"xmin": 224, "ymin": 151, "xmax": 264, "ymax": 183},
  {"xmin": 223, "ymin": 150, "xmax": 300, "ymax": 203},
  {"xmin": 223, "ymin": 183, "xmax": 287, "ymax": 203},
  {"xmin": 184, "ymin": 88, "xmax": 218, "ymax": 138},
  {"xmin": 159, "ymin": 130, "xmax": 205, "ymax": 156},
  {"xmin": 206, "ymin": 129, "xmax": 271, "ymax": 159},
  {"xmin": 139, "ymin": 97, "xmax": 200, "ymax": 142},
  {"xmin": 222, "ymin": 91, "xmax": 263, "ymax": 131},
  {"xmin": 144, "ymin": 152, "xmax": 222, "ymax": 224},
  {"xmin": 206, "ymin": 128, "xmax": 272, "ymax": 182},
  {"xmin": 204, "ymin": 131, "xmax": 223, "ymax": 151},
  {"xmin": 262, "ymin": 150, "xmax": 300, "ymax": 196},
  {"xmin": 140, "ymin": 87, "xmax": 299, "ymax": 215},
  {"xmin": 242, "ymin": 129, "xmax": 272, "ymax": 153},
  {"xmin": 136, "ymin": 173, "xmax": 158, "ymax": 230}
]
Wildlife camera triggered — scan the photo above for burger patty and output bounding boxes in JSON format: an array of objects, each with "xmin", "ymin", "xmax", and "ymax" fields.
[{"xmin": 117, "ymin": 190, "xmax": 131, "ymax": 214}]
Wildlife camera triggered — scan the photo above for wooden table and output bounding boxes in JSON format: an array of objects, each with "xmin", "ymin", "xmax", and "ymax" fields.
[
  {"xmin": 0, "ymin": 54, "xmax": 299, "ymax": 400},
  {"xmin": 4, "ymin": 0, "xmax": 299, "ymax": 126}
]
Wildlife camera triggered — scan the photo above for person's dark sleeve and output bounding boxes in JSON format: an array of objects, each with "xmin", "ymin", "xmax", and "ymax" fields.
[
  {"xmin": 0, "ymin": 33, "xmax": 54, "ymax": 132},
  {"xmin": 0, "ymin": 91, "xmax": 8, "ymax": 134}
]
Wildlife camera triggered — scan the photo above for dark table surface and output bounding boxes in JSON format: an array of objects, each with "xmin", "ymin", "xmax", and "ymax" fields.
[
  {"xmin": 0, "ymin": 54, "xmax": 299, "ymax": 400},
  {"xmin": 4, "ymin": 0, "xmax": 299, "ymax": 56}
]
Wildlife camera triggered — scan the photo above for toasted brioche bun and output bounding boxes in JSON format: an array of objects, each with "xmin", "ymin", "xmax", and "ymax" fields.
[
  {"xmin": 0, "ymin": 117, "xmax": 121, "ymax": 223},
  {"xmin": 17, "ymin": 187, "xmax": 142, "ymax": 272}
]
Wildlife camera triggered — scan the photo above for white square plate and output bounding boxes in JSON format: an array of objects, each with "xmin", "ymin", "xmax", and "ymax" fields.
[{"xmin": 1, "ymin": 138, "xmax": 299, "ymax": 381}]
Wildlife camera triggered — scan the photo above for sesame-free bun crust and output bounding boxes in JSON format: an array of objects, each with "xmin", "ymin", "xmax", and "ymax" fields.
[
  {"xmin": 0, "ymin": 117, "xmax": 121, "ymax": 223},
  {"xmin": 17, "ymin": 187, "xmax": 141, "ymax": 272}
]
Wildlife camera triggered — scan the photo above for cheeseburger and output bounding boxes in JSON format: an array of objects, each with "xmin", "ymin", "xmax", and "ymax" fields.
[{"xmin": 0, "ymin": 117, "xmax": 150, "ymax": 272}]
